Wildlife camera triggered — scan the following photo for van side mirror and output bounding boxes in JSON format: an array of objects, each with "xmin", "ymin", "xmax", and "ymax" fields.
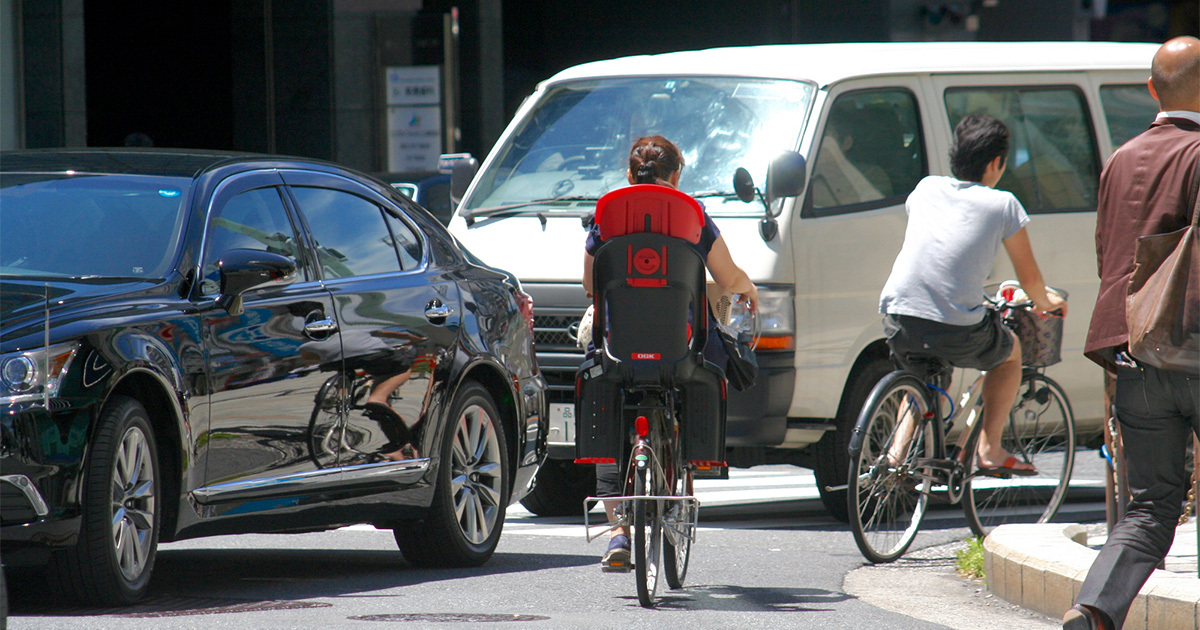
[
  {"xmin": 216, "ymin": 249, "xmax": 297, "ymax": 316},
  {"xmin": 449, "ymin": 155, "xmax": 479, "ymax": 207},
  {"xmin": 731, "ymin": 167, "xmax": 779, "ymax": 242},
  {"xmin": 765, "ymin": 151, "xmax": 807, "ymax": 209}
]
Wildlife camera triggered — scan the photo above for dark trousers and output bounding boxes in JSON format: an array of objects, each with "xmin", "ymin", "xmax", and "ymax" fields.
[{"xmin": 1075, "ymin": 363, "xmax": 1200, "ymax": 629}]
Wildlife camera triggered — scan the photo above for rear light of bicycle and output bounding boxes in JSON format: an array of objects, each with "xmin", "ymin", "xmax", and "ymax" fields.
[
  {"xmin": 635, "ymin": 415, "xmax": 649, "ymax": 437},
  {"xmin": 690, "ymin": 460, "xmax": 727, "ymax": 469},
  {"xmin": 575, "ymin": 458, "xmax": 615, "ymax": 464}
]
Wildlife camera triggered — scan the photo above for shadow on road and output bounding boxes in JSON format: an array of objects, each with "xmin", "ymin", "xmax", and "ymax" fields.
[{"xmin": 6, "ymin": 548, "xmax": 594, "ymax": 618}]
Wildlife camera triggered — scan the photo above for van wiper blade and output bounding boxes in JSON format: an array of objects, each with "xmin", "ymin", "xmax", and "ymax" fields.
[{"xmin": 463, "ymin": 196, "xmax": 598, "ymax": 221}]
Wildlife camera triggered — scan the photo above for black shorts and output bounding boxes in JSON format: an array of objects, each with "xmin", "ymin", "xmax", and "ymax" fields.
[{"xmin": 882, "ymin": 311, "xmax": 1014, "ymax": 373}]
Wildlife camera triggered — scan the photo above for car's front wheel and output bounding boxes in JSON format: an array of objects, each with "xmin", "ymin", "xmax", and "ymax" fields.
[
  {"xmin": 395, "ymin": 382, "xmax": 509, "ymax": 567},
  {"xmin": 48, "ymin": 396, "xmax": 160, "ymax": 605}
]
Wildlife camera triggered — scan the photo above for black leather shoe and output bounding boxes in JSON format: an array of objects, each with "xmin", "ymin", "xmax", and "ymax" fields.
[{"xmin": 1062, "ymin": 604, "xmax": 1106, "ymax": 630}]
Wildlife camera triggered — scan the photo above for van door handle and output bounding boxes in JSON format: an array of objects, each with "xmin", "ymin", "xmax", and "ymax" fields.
[{"xmin": 425, "ymin": 299, "xmax": 453, "ymax": 324}]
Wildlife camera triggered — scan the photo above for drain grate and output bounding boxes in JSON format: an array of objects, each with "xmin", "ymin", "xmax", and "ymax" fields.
[{"xmin": 349, "ymin": 613, "xmax": 551, "ymax": 623}]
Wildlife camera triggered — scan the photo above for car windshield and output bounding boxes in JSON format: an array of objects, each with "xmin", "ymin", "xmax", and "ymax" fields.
[
  {"xmin": 462, "ymin": 76, "xmax": 813, "ymax": 217},
  {"xmin": 0, "ymin": 173, "xmax": 190, "ymax": 279}
]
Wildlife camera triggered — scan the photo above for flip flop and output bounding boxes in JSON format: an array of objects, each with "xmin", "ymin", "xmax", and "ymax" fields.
[{"xmin": 976, "ymin": 455, "xmax": 1037, "ymax": 478}]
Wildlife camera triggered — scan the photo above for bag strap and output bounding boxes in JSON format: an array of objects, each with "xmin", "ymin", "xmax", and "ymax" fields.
[{"xmin": 1190, "ymin": 156, "xmax": 1200, "ymax": 229}]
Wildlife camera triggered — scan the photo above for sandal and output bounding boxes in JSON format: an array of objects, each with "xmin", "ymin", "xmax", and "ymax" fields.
[{"xmin": 977, "ymin": 455, "xmax": 1037, "ymax": 478}]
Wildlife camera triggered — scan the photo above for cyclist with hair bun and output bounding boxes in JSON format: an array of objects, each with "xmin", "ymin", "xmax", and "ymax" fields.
[{"xmin": 582, "ymin": 135, "xmax": 757, "ymax": 570}]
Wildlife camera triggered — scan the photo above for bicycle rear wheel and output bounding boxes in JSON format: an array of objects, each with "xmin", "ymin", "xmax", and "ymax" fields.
[
  {"xmin": 848, "ymin": 372, "xmax": 935, "ymax": 564},
  {"xmin": 663, "ymin": 464, "xmax": 694, "ymax": 589},
  {"xmin": 633, "ymin": 459, "xmax": 662, "ymax": 607},
  {"xmin": 962, "ymin": 372, "xmax": 1075, "ymax": 538}
]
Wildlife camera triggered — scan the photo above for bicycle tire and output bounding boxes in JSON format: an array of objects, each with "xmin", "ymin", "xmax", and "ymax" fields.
[
  {"xmin": 848, "ymin": 371, "xmax": 935, "ymax": 564},
  {"xmin": 663, "ymin": 463, "xmax": 694, "ymax": 589},
  {"xmin": 633, "ymin": 459, "xmax": 662, "ymax": 607},
  {"xmin": 962, "ymin": 372, "xmax": 1076, "ymax": 538}
]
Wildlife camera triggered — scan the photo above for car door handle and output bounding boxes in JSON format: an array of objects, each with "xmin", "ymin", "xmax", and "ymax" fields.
[
  {"xmin": 425, "ymin": 300, "xmax": 453, "ymax": 323},
  {"xmin": 304, "ymin": 316, "xmax": 339, "ymax": 337}
]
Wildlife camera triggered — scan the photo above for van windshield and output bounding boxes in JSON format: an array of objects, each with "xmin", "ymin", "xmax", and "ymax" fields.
[{"xmin": 462, "ymin": 77, "xmax": 813, "ymax": 217}]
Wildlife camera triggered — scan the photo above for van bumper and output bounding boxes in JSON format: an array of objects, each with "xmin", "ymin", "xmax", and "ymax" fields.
[{"xmin": 726, "ymin": 351, "xmax": 794, "ymax": 445}]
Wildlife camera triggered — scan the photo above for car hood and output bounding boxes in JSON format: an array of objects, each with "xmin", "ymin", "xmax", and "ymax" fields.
[{"xmin": 0, "ymin": 277, "xmax": 173, "ymax": 347}]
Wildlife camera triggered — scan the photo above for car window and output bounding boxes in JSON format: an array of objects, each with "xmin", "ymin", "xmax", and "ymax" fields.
[
  {"xmin": 945, "ymin": 86, "xmax": 1100, "ymax": 213},
  {"xmin": 809, "ymin": 89, "xmax": 927, "ymax": 216},
  {"xmin": 1099, "ymin": 84, "xmax": 1159, "ymax": 149},
  {"xmin": 382, "ymin": 210, "xmax": 424, "ymax": 270},
  {"xmin": 0, "ymin": 174, "xmax": 187, "ymax": 279},
  {"xmin": 202, "ymin": 186, "xmax": 302, "ymax": 295},
  {"xmin": 290, "ymin": 187, "xmax": 402, "ymax": 279}
]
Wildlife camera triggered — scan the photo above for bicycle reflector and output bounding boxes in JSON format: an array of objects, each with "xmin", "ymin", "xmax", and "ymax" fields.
[{"xmin": 635, "ymin": 415, "xmax": 649, "ymax": 437}]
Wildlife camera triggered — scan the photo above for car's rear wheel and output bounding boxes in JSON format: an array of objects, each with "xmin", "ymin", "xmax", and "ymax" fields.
[
  {"xmin": 395, "ymin": 383, "xmax": 509, "ymax": 567},
  {"xmin": 48, "ymin": 396, "xmax": 159, "ymax": 605}
]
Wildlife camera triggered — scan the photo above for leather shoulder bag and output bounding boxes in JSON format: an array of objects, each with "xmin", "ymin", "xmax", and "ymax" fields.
[{"xmin": 1125, "ymin": 163, "xmax": 1200, "ymax": 374}]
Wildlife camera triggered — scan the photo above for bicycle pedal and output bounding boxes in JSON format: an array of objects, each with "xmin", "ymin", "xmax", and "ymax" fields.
[{"xmin": 601, "ymin": 562, "xmax": 633, "ymax": 573}]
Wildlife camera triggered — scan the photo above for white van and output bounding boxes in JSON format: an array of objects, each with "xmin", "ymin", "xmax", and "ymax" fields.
[{"xmin": 447, "ymin": 42, "xmax": 1160, "ymax": 518}]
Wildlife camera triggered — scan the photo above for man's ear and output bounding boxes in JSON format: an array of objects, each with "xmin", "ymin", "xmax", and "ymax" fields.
[{"xmin": 1148, "ymin": 77, "xmax": 1160, "ymax": 103}]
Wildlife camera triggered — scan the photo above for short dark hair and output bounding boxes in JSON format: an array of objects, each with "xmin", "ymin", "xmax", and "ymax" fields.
[{"xmin": 949, "ymin": 114, "xmax": 1009, "ymax": 182}]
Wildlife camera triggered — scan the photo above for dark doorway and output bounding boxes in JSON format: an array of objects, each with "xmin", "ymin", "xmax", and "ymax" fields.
[{"xmin": 85, "ymin": 1, "xmax": 234, "ymax": 149}]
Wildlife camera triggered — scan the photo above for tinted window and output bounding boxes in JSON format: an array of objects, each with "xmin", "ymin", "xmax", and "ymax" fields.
[
  {"xmin": 202, "ymin": 186, "xmax": 301, "ymax": 295},
  {"xmin": 945, "ymin": 87, "xmax": 1100, "ymax": 213},
  {"xmin": 1100, "ymin": 84, "xmax": 1159, "ymax": 148},
  {"xmin": 810, "ymin": 89, "xmax": 926, "ymax": 215},
  {"xmin": 0, "ymin": 174, "xmax": 187, "ymax": 279},
  {"xmin": 291, "ymin": 187, "xmax": 401, "ymax": 279},
  {"xmin": 382, "ymin": 210, "xmax": 424, "ymax": 270}
]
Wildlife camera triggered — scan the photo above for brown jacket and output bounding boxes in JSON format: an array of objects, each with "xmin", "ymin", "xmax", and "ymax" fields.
[{"xmin": 1084, "ymin": 116, "xmax": 1200, "ymax": 372}]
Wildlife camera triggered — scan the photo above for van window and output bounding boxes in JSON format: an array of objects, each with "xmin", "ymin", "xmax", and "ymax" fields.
[
  {"xmin": 808, "ymin": 89, "xmax": 926, "ymax": 216},
  {"xmin": 1100, "ymin": 84, "xmax": 1159, "ymax": 149},
  {"xmin": 945, "ymin": 87, "xmax": 1100, "ymax": 214}
]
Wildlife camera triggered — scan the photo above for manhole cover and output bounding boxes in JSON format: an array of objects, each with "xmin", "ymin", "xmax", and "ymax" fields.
[{"xmin": 349, "ymin": 613, "xmax": 551, "ymax": 623}]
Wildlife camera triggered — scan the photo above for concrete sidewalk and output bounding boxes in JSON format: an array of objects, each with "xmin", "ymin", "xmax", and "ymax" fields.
[{"xmin": 985, "ymin": 519, "xmax": 1200, "ymax": 629}]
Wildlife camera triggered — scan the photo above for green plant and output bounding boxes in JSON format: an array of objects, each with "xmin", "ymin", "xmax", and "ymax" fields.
[{"xmin": 955, "ymin": 536, "xmax": 986, "ymax": 580}]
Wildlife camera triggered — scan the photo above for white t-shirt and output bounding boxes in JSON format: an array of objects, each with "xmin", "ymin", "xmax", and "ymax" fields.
[{"xmin": 879, "ymin": 176, "xmax": 1029, "ymax": 326}]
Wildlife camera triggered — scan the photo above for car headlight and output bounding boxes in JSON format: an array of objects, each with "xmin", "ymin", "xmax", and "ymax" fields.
[
  {"xmin": 0, "ymin": 342, "xmax": 78, "ymax": 404},
  {"xmin": 753, "ymin": 286, "xmax": 795, "ymax": 352}
]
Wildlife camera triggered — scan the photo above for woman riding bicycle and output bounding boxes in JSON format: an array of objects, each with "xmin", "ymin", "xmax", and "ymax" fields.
[
  {"xmin": 582, "ymin": 135, "xmax": 757, "ymax": 570},
  {"xmin": 878, "ymin": 114, "xmax": 1068, "ymax": 476}
]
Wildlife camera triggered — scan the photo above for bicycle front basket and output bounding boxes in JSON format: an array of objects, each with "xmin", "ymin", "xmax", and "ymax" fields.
[{"xmin": 1006, "ymin": 308, "xmax": 1064, "ymax": 367}]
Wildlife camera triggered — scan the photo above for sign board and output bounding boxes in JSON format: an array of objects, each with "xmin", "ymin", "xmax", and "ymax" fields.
[{"xmin": 386, "ymin": 66, "xmax": 442, "ymax": 171}]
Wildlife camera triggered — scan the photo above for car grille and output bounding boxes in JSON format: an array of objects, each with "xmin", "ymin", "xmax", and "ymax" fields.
[
  {"xmin": 534, "ymin": 314, "xmax": 583, "ymax": 352},
  {"xmin": 533, "ymin": 311, "xmax": 586, "ymax": 404}
]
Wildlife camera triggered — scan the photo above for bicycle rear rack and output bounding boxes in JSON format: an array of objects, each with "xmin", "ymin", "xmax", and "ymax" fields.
[{"xmin": 581, "ymin": 494, "xmax": 700, "ymax": 543}]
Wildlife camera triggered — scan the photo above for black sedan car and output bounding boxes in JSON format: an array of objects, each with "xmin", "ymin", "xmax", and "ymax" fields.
[{"xmin": 0, "ymin": 149, "xmax": 546, "ymax": 605}]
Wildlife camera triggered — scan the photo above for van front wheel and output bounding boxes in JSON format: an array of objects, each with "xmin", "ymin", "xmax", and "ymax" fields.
[{"xmin": 814, "ymin": 357, "xmax": 892, "ymax": 522}]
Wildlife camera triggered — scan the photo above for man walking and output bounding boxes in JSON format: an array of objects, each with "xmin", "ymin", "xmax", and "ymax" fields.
[{"xmin": 1065, "ymin": 36, "xmax": 1200, "ymax": 630}]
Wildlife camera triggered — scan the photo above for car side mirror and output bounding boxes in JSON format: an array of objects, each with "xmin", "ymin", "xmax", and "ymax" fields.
[
  {"xmin": 216, "ymin": 249, "xmax": 297, "ymax": 316},
  {"xmin": 449, "ymin": 155, "xmax": 479, "ymax": 208},
  {"xmin": 764, "ymin": 151, "xmax": 807, "ymax": 209}
]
